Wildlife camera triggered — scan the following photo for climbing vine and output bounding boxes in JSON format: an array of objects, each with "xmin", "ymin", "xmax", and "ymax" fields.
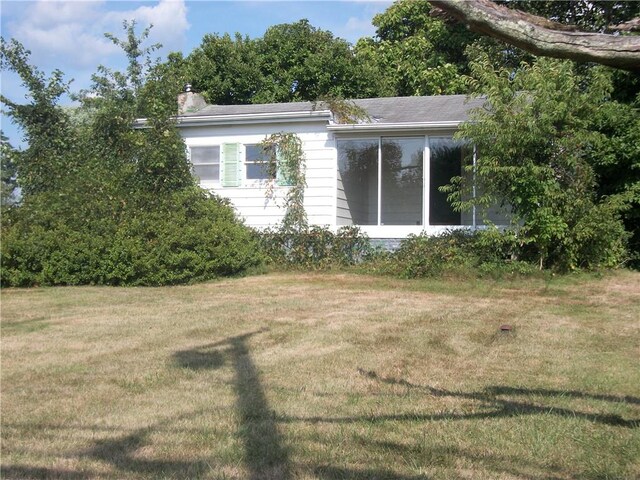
[
  {"xmin": 314, "ymin": 95, "xmax": 370, "ymax": 124},
  {"xmin": 260, "ymin": 132, "xmax": 308, "ymax": 231}
]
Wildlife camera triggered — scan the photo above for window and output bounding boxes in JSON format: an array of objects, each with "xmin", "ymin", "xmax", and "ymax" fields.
[
  {"xmin": 429, "ymin": 138, "xmax": 464, "ymax": 225},
  {"xmin": 245, "ymin": 144, "xmax": 273, "ymax": 181},
  {"xmin": 337, "ymin": 137, "xmax": 424, "ymax": 226},
  {"xmin": 190, "ymin": 146, "xmax": 220, "ymax": 182}
]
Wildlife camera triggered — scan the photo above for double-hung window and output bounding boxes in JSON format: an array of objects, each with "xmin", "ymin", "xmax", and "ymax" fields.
[
  {"xmin": 190, "ymin": 146, "xmax": 220, "ymax": 182},
  {"xmin": 245, "ymin": 144, "xmax": 273, "ymax": 181}
]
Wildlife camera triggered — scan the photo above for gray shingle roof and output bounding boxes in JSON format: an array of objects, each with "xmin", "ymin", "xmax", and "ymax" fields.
[
  {"xmin": 180, "ymin": 94, "xmax": 485, "ymax": 124},
  {"xmin": 351, "ymin": 95, "xmax": 484, "ymax": 124}
]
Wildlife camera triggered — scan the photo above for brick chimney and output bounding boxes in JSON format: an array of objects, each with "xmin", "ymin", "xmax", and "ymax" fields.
[{"xmin": 177, "ymin": 84, "xmax": 207, "ymax": 115}]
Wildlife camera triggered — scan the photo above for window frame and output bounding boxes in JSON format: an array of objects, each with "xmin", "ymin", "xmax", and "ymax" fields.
[
  {"xmin": 188, "ymin": 145, "xmax": 221, "ymax": 184},
  {"xmin": 244, "ymin": 144, "xmax": 273, "ymax": 183},
  {"xmin": 337, "ymin": 135, "xmax": 427, "ymax": 227}
]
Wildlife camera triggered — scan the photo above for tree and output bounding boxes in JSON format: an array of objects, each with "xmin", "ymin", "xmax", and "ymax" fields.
[
  {"xmin": 354, "ymin": 0, "xmax": 477, "ymax": 96},
  {"xmin": 445, "ymin": 53, "xmax": 636, "ymax": 270},
  {"xmin": 429, "ymin": 0, "xmax": 640, "ymax": 71},
  {"xmin": 1, "ymin": 25, "xmax": 261, "ymax": 287},
  {"xmin": 0, "ymin": 132, "xmax": 18, "ymax": 208},
  {"xmin": 0, "ymin": 38, "xmax": 76, "ymax": 196},
  {"xmin": 179, "ymin": 20, "xmax": 374, "ymax": 105}
]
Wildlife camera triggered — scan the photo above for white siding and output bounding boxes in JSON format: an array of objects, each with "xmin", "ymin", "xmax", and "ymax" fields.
[{"xmin": 180, "ymin": 120, "xmax": 336, "ymax": 229}]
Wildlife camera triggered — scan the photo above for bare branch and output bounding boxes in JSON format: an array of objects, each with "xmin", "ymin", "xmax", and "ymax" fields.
[{"xmin": 429, "ymin": 0, "xmax": 640, "ymax": 71}]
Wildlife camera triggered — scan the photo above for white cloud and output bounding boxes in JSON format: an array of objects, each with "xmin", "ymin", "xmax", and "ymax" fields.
[
  {"xmin": 5, "ymin": 0, "xmax": 189, "ymax": 69},
  {"xmin": 332, "ymin": 2, "xmax": 392, "ymax": 42},
  {"xmin": 104, "ymin": 0, "xmax": 190, "ymax": 54}
]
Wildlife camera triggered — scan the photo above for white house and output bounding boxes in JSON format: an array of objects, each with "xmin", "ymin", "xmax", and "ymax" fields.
[{"xmin": 162, "ymin": 92, "xmax": 508, "ymax": 240}]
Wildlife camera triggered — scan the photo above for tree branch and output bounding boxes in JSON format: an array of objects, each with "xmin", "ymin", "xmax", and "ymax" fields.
[{"xmin": 429, "ymin": 0, "xmax": 640, "ymax": 71}]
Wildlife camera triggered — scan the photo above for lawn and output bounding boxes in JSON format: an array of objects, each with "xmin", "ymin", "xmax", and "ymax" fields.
[{"xmin": 1, "ymin": 271, "xmax": 639, "ymax": 479}]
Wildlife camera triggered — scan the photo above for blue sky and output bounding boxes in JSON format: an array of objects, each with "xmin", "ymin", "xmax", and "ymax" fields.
[{"xmin": 1, "ymin": 0, "xmax": 393, "ymax": 145}]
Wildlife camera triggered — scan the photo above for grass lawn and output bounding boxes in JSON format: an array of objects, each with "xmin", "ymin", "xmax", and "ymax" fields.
[{"xmin": 1, "ymin": 271, "xmax": 639, "ymax": 479}]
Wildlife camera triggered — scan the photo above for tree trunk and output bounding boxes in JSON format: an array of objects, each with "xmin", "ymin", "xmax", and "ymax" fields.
[{"xmin": 429, "ymin": 0, "xmax": 640, "ymax": 71}]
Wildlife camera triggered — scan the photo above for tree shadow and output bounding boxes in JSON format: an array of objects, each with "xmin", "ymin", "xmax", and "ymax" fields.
[
  {"xmin": 314, "ymin": 465, "xmax": 431, "ymax": 479},
  {"xmin": 80, "ymin": 411, "xmax": 211, "ymax": 479},
  {"xmin": 0, "ymin": 465, "xmax": 94, "ymax": 479},
  {"xmin": 279, "ymin": 369, "xmax": 638, "ymax": 429}
]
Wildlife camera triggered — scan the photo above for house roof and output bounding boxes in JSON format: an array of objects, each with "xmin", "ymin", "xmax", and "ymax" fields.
[
  {"xmin": 350, "ymin": 95, "xmax": 484, "ymax": 124},
  {"xmin": 159, "ymin": 94, "xmax": 486, "ymax": 130}
]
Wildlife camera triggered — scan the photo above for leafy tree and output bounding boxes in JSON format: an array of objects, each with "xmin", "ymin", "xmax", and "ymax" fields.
[
  {"xmin": 174, "ymin": 19, "xmax": 380, "ymax": 105},
  {"xmin": 184, "ymin": 32, "xmax": 262, "ymax": 105},
  {"xmin": 254, "ymin": 19, "xmax": 363, "ymax": 102},
  {"xmin": 0, "ymin": 132, "xmax": 19, "ymax": 208},
  {"xmin": 354, "ymin": 0, "xmax": 477, "ymax": 96},
  {"xmin": 0, "ymin": 38, "xmax": 76, "ymax": 196},
  {"xmin": 1, "ymin": 24, "xmax": 261, "ymax": 287},
  {"xmin": 446, "ymin": 53, "xmax": 636, "ymax": 270}
]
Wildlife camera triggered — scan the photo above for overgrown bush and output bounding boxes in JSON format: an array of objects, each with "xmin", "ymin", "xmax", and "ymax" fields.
[
  {"xmin": 366, "ymin": 229, "xmax": 537, "ymax": 279},
  {"xmin": 1, "ymin": 189, "xmax": 262, "ymax": 287},
  {"xmin": 258, "ymin": 225, "xmax": 372, "ymax": 269}
]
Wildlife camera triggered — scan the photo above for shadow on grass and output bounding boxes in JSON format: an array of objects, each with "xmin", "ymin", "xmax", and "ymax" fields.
[
  {"xmin": 79, "ymin": 409, "xmax": 212, "ymax": 479},
  {"xmin": 172, "ymin": 348, "xmax": 225, "ymax": 370},
  {"xmin": 314, "ymin": 465, "xmax": 431, "ymax": 479},
  {"xmin": 365, "ymin": 441, "xmax": 569, "ymax": 480},
  {"xmin": 0, "ymin": 465, "xmax": 93, "ymax": 479},
  {"xmin": 172, "ymin": 328, "xmax": 290, "ymax": 479},
  {"xmin": 279, "ymin": 369, "xmax": 638, "ymax": 429}
]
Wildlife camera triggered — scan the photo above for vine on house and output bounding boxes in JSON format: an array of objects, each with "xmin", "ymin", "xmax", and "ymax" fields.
[{"xmin": 260, "ymin": 132, "xmax": 308, "ymax": 231}]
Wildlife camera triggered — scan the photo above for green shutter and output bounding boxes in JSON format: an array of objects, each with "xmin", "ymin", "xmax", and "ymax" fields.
[
  {"xmin": 276, "ymin": 148, "xmax": 294, "ymax": 186},
  {"xmin": 221, "ymin": 143, "xmax": 242, "ymax": 187}
]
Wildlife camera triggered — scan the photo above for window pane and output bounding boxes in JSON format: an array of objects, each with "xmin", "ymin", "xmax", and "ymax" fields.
[
  {"xmin": 381, "ymin": 137, "xmax": 424, "ymax": 226},
  {"xmin": 191, "ymin": 146, "xmax": 220, "ymax": 165},
  {"xmin": 246, "ymin": 144, "xmax": 272, "ymax": 180},
  {"xmin": 246, "ymin": 162, "xmax": 269, "ymax": 180},
  {"xmin": 337, "ymin": 139, "xmax": 378, "ymax": 226},
  {"xmin": 246, "ymin": 145, "xmax": 267, "ymax": 162},
  {"xmin": 430, "ymin": 138, "xmax": 463, "ymax": 225},
  {"xmin": 193, "ymin": 164, "xmax": 219, "ymax": 181}
]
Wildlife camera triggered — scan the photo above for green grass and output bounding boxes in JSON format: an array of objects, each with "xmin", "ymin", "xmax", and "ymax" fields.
[{"xmin": 1, "ymin": 271, "xmax": 639, "ymax": 479}]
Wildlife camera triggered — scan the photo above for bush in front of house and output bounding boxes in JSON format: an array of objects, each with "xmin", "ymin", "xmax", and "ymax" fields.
[
  {"xmin": 364, "ymin": 228, "xmax": 537, "ymax": 279},
  {"xmin": 1, "ymin": 188, "xmax": 262, "ymax": 287},
  {"xmin": 258, "ymin": 225, "xmax": 373, "ymax": 269}
]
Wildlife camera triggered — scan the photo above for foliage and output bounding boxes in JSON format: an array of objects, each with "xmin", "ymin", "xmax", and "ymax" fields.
[
  {"xmin": 497, "ymin": 1, "xmax": 640, "ymax": 33},
  {"xmin": 1, "ymin": 189, "xmax": 261, "ymax": 287},
  {"xmin": 1, "ymin": 26, "xmax": 261, "ymax": 287},
  {"xmin": 366, "ymin": 229, "xmax": 536, "ymax": 279},
  {"xmin": 1, "ymin": 132, "xmax": 18, "ymax": 208},
  {"xmin": 0, "ymin": 38, "xmax": 76, "ymax": 197},
  {"xmin": 177, "ymin": 19, "xmax": 376, "ymax": 106},
  {"xmin": 353, "ymin": 0, "xmax": 476, "ymax": 96},
  {"xmin": 445, "ymin": 53, "xmax": 635, "ymax": 270},
  {"xmin": 259, "ymin": 225, "xmax": 372, "ymax": 269},
  {"xmin": 260, "ymin": 132, "xmax": 308, "ymax": 232}
]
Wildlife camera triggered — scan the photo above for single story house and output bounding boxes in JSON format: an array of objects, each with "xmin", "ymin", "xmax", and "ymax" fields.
[{"xmin": 156, "ymin": 91, "xmax": 509, "ymax": 240}]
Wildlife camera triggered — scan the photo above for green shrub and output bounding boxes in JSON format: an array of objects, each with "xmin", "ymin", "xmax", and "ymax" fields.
[
  {"xmin": 258, "ymin": 225, "xmax": 372, "ymax": 269},
  {"xmin": 1, "ymin": 189, "xmax": 262, "ymax": 287},
  {"xmin": 366, "ymin": 228, "xmax": 537, "ymax": 279}
]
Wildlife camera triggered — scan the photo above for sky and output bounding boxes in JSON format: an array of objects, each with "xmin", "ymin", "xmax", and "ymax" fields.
[{"xmin": 0, "ymin": 0, "xmax": 393, "ymax": 146}]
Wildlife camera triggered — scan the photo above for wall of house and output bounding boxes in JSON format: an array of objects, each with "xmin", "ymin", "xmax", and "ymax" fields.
[{"xmin": 180, "ymin": 120, "xmax": 336, "ymax": 229}]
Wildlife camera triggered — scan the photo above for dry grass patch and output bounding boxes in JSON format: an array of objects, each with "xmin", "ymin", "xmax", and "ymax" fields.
[{"xmin": 2, "ymin": 271, "xmax": 639, "ymax": 479}]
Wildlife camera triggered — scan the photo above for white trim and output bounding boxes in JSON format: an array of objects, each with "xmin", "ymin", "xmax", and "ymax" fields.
[
  {"xmin": 424, "ymin": 135, "xmax": 430, "ymax": 227},
  {"xmin": 328, "ymin": 121, "xmax": 462, "ymax": 132},
  {"xmin": 135, "ymin": 110, "xmax": 333, "ymax": 128}
]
